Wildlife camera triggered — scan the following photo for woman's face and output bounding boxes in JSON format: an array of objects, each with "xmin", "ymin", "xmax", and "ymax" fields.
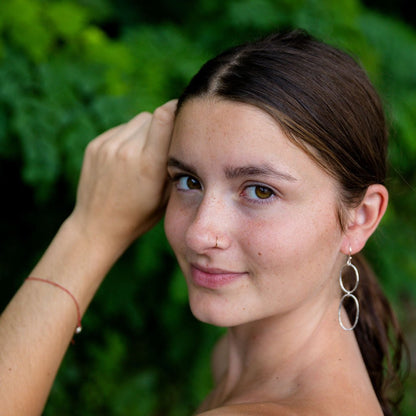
[{"xmin": 164, "ymin": 98, "xmax": 346, "ymax": 328}]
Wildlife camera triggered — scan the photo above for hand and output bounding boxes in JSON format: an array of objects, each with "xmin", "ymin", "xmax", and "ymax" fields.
[{"xmin": 68, "ymin": 99, "xmax": 177, "ymax": 253}]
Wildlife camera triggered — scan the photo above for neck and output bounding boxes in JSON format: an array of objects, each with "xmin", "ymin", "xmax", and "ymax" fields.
[{"xmin": 218, "ymin": 295, "xmax": 352, "ymax": 404}]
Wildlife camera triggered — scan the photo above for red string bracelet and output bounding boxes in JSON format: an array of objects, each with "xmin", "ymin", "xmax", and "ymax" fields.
[{"xmin": 26, "ymin": 277, "xmax": 82, "ymax": 335}]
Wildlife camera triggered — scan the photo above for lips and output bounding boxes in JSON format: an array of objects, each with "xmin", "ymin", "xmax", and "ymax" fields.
[{"xmin": 190, "ymin": 264, "xmax": 246, "ymax": 289}]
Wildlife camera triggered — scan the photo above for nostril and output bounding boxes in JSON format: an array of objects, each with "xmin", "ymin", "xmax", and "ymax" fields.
[
  {"xmin": 185, "ymin": 224, "xmax": 218, "ymax": 253},
  {"xmin": 183, "ymin": 194, "xmax": 232, "ymax": 253}
]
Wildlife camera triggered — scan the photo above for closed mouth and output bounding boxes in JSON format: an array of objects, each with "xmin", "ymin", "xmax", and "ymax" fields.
[{"xmin": 190, "ymin": 264, "xmax": 247, "ymax": 289}]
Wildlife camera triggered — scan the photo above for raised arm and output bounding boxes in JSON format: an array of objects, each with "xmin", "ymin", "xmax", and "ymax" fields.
[{"xmin": 0, "ymin": 99, "xmax": 177, "ymax": 416}]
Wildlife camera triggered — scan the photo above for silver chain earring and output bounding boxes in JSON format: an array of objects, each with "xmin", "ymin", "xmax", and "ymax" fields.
[{"xmin": 338, "ymin": 247, "xmax": 360, "ymax": 331}]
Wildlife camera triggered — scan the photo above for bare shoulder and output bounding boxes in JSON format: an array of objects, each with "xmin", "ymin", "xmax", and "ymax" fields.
[
  {"xmin": 197, "ymin": 402, "xmax": 298, "ymax": 416},
  {"xmin": 195, "ymin": 399, "xmax": 383, "ymax": 416}
]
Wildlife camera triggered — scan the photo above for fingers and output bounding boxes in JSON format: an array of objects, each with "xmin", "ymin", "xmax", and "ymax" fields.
[
  {"xmin": 71, "ymin": 99, "xmax": 178, "ymax": 246},
  {"xmin": 114, "ymin": 99, "xmax": 177, "ymax": 180},
  {"xmin": 143, "ymin": 99, "xmax": 178, "ymax": 157},
  {"xmin": 115, "ymin": 111, "xmax": 153, "ymax": 147},
  {"xmin": 87, "ymin": 99, "xmax": 177, "ymax": 162},
  {"xmin": 90, "ymin": 111, "xmax": 153, "ymax": 152}
]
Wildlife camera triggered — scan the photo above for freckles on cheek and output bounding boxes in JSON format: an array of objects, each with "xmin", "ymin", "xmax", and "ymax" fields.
[
  {"xmin": 244, "ymin": 229, "xmax": 281, "ymax": 274},
  {"xmin": 165, "ymin": 202, "xmax": 196, "ymax": 257},
  {"xmin": 164, "ymin": 202, "xmax": 183, "ymax": 246}
]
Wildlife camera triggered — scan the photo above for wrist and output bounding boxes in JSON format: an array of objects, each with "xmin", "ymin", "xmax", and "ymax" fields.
[
  {"xmin": 30, "ymin": 216, "xmax": 126, "ymax": 314},
  {"xmin": 62, "ymin": 213, "xmax": 130, "ymax": 263}
]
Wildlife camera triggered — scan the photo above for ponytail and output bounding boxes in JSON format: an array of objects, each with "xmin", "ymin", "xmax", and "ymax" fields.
[{"xmin": 346, "ymin": 253, "xmax": 409, "ymax": 416}]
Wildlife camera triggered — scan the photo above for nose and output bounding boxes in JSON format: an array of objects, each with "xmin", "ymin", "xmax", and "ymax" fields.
[{"xmin": 185, "ymin": 195, "xmax": 232, "ymax": 253}]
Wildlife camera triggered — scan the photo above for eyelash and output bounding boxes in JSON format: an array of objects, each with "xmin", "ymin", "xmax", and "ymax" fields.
[
  {"xmin": 174, "ymin": 174, "xmax": 202, "ymax": 191},
  {"xmin": 170, "ymin": 173, "xmax": 277, "ymax": 205},
  {"xmin": 170, "ymin": 173, "xmax": 202, "ymax": 192},
  {"xmin": 240, "ymin": 184, "xmax": 277, "ymax": 205}
]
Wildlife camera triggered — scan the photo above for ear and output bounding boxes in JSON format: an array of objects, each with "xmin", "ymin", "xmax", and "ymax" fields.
[{"xmin": 341, "ymin": 184, "xmax": 388, "ymax": 255}]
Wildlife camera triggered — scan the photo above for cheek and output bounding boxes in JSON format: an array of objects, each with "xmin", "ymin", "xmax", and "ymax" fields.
[
  {"xmin": 242, "ymin": 205, "xmax": 340, "ymax": 273},
  {"xmin": 164, "ymin": 199, "xmax": 178, "ymax": 249},
  {"xmin": 164, "ymin": 196, "xmax": 188, "ymax": 252}
]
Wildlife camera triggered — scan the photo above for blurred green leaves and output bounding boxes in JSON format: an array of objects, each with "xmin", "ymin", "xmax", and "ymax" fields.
[{"xmin": 0, "ymin": 0, "xmax": 415, "ymax": 415}]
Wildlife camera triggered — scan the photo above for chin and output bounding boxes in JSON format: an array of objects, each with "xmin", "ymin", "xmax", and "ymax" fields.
[{"xmin": 187, "ymin": 290, "xmax": 252, "ymax": 328}]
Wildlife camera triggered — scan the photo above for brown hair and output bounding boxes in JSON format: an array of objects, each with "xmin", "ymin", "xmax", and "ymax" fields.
[{"xmin": 176, "ymin": 29, "xmax": 408, "ymax": 415}]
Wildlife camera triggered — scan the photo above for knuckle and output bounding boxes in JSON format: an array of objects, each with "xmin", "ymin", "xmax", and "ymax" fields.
[
  {"xmin": 85, "ymin": 139, "xmax": 100, "ymax": 155},
  {"xmin": 116, "ymin": 144, "xmax": 133, "ymax": 161},
  {"xmin": 130, "ymin": 111, "xmax": 152, "ymax": 125},
  {"xmin": 152, "ymin": 104, "xmax": 175, "ymax": 125},
  {"xmin": 141, "ymin": 111, "xmax": 152, "ymax": 119},
  {"xmin": 102, "ymin": 140, "xmax": 120, "ymax": 157}
]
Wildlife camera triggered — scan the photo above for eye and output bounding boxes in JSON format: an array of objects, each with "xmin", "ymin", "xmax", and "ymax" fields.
[
  {"xmin": 175, "ymin": 175, "xmax": 202, "ymax": 191},
  {"xmin": 242, "ymin": 185, "xmax": 276, "ymax": 202}
]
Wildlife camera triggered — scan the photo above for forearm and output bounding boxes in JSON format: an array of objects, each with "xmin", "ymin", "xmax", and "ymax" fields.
[
  {"xmin": 0, "ymin": 218, "xmax": 124, "ymax": 416},
  {"xmin": 0, "ymin": 100, "xmax": 176, "ymax": 415}
]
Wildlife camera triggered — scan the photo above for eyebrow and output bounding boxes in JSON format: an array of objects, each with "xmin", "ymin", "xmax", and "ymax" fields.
[
  {"xmin": 167, "ymin": 157, "xmax": 197, "ymax": 175},
  {"xmin": 224, "ymin": 165, "xmax": 297, "ymax": 182},
  {"xmin": 167, "ymin": 157, "xmax": 297, "ymax": 182}
]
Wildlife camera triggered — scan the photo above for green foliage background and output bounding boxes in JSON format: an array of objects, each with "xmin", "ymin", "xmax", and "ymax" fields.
[{"xmin": 0, "ymin": 0, "xmax": 415, "ymax": 414}]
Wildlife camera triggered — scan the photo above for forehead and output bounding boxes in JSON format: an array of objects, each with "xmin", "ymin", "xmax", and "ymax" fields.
[
  {"xmin": 171, "ymin": 98, "xmax": 309, "ymax": 170},
  {"xmin": 173, "ymin": 98, "xmax": 288, "ymax": 151},
  {"xmin": 174, "ymin": 97, "xmax": 278, "ymax": 137}
]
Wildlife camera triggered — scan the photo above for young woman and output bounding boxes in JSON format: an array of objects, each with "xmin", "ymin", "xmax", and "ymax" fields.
[{"xmin": 0, "ymin": 30, "xmax": 407, "ymax": 415}]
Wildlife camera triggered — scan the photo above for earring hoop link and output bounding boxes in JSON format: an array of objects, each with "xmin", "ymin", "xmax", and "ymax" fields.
[{"xmin": 338, "ymin": 250, "xmax": 360, "ymax": 331}]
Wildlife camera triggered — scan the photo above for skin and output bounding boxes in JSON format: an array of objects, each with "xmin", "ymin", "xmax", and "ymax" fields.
[
  {"xmin": 0, "ymin": 100, "xmax": 177, "ymax": 415},
  {"xmin": 165, "ymin": 98, "xmax": 345, "ymax": 328},
  {"xmin": 0, "ymin": 97, "xmax": 388, "ymax": 416},
  {"xmin": 165, "ymin": 98, "xmax": 388, "ymax": 415}
]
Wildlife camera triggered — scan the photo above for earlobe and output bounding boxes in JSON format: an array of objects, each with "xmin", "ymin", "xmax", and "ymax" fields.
[{"xmin": 341, "ymin": 184, "xmax": 388, "ymax": 255}]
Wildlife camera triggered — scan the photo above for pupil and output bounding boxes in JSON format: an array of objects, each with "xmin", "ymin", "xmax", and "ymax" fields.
[
  {"xmin": 187, "ymin": 177, "xmax": 199, "ymax": 189},
  {"xmin": 255, "ymin": 186, "xmax": 271, "ymax": 199}
]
